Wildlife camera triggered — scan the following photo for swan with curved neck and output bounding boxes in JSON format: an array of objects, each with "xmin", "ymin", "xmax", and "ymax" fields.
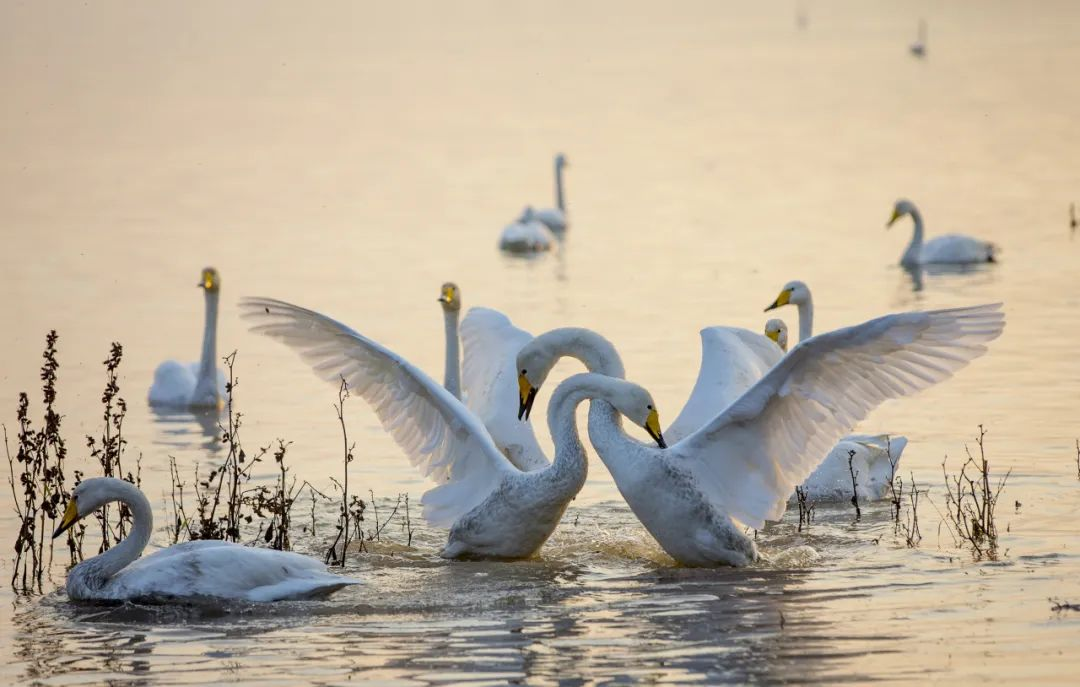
[
  {"xmin": 241, "ymin": 298, "xmax": 664, "ymax": 559},
  {"xmin": 764, "ymin": 280, "xmax": 813, "ymax": 343},
  {"xmin": 533, "ymin": 154, "xmax": 569, "ymax": 232},
  {"xmin": 887, "ymin": 199, "xmax": 996, "ymax": 266},
  {"xmin": 148, "ymin": 267, "xmax": 226, "ymax": 409},
  {"xmin": 52, "ymin": 477, "xmax": 358, "ymax": 601},
  {"xmin": 498, "ymin": 206, "xmax": 557, "ymax": 254},
  {"xmin": 520, "ymin": 304, "xmax": 1003, "ymax": 565}
]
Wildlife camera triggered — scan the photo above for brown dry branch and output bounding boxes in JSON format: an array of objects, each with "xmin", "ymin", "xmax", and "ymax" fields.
[
  {"xmin": 794, "ymin": 485, "xmax": 815, "ymax": 532},
  {"xmin": 326, "ymin": 377, "xmax": 364, "ymax": 565},
  {"xmin": 847, "ymin": 449, "xmax": 861, "ymax": 520},
  {"xmin": 940, "ymin": 425, "xmax": 1011, "ymax": 559}
]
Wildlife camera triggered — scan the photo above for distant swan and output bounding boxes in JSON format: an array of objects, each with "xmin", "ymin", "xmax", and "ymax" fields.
[
  {"xmin": 765, "ymin": 280, "xmax": 910, "ymax": 500},
  {"xmin": 52, "ymin": 477, "xmax": 359, "ymax": 602},
  {"xmin": 148, "ymin": 267, "xmax": 226, "ymax": 408},
  {"xmin": 888, "ymin": 199, "xmax": 996, "ymax": 266},
  {"xmin": 910, "ymin": 19, "xmax": 927, "ymax": 57},
  {"xmin": 241, "ymin": 298, "xmax": 664, "ymax": 560},
  {"xmin": 522, "ymin": 304, "xmax": 1003, "ymax": 566},
  {"xmin": 532, "ymin": 153, "xmax": 569, "ymax": 232},
  {"xmin": 498, "ymin": 206, "xmax": 556, "ymax": 254}
]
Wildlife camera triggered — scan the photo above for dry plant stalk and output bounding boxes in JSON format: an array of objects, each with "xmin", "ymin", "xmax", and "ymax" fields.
[
  {"xmin": 899, "ymin": 473, "xmax": 922, "ymax": 548},
  {"xmin": 847, "ymin": 449, "xmax": 861, "ymax": 520},
  {"xmin": 327, "ymin": 377, "xmax": 364, "ymax": 564},
  {"xmin": 941, "ymin": 425, "xmax": 1010, "ymax": 559},
  {"xmin": 794, "ymin": 485, "xmax": 815, "ymax": 532}
]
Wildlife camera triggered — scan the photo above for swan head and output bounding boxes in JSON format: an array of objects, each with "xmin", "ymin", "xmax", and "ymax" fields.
[
  {"xmin": 606, "ymin": 379, "xmax": 665, "ymax": 449},
  {"xmin": 516, "ymin": 346, "xmax": 555, "ymax": 421},
  {"xmin": 518, "ymin": 206, "xmax": 536, "ymax": 223},
  {"xmin": 764, "ymin": 319, "xmax": 788, "ymax": 352},
  {"xmin": 199, "ymin": 267, "xmax": 221, "ymax": 293},
  {"xmin": 555, "ymin": 153, "xmax": 568, "ymax": 169},
  {"xmin": 887, "ymin": 199, "xmax": 917, "ymax": 228},
  {"xmin": 52, "ymin": 477, "xmax": 128, "ymax": 539},
  {"xmin": 437, "ymin": 282, "xmax": 461, "ymax": 313},
  {"xmin": 764, "ymin": 280, "xmax": 810, "ymax": 311}
]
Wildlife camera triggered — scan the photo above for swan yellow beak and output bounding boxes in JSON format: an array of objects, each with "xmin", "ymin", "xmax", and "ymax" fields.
[
  {"xmin": 438, "ymin": 284, "xmax": 456, "ymax": 305},
  {"xmin": 764, "ymin": 289, "xmax": 791, "ymax": 312},
  {"xmin": 644, "ymin": 408, "xmax": 666, "ymax": 449},
  {"xmin": 518, "ymin": 373, "xmax": 538, "ymax": 421},
  {"xmin": 886, "ymin": 208, "xmax": 902, "ymax": 228},
  {"xmin": 52, "ymin": 497, "xmax": 80, "ymax": 539},
  {"xmin": 765, "ymin": 328, "xmax": 781, "ymax": 344}
]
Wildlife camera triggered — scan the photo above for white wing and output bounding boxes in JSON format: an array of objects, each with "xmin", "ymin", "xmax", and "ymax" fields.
[
  {"xmin": 239, "ymin": 297, "xmax": 516, "ymax": 527},
  {"xmin": 460, "ymin": 307, "xmax": 549, "ymax": 470},
  {"xmin": 664, "ymin": 327, "xmax": 783, "ymax": 444},
  {"xmin": 672, "ymin": 304, "xmax": 1004, "ymax": 529}
]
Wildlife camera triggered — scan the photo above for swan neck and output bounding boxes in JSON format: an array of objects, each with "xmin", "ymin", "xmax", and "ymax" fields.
[
  {"xmin": 443, "ymin": 309, "xmax": 461, "ymax": 399},
  {"xmin": 196, "ymin": 289, "xmax": 219, "ymax": 394},
  {"xmin": 902, "ymin": 209, "xmax": 925, "ymax": 265},
  {"xmin": 537, "ymin": 328, "xmax": 624, "ymax": 378},
  {"xmin": 554, "ymin": 161, "xmax": 565, "ymax": 212},
  {"xmin": 83, "ymin": 482, "xmax": 153, "ymax": 582},
  {"xmin": 798, "ymin": 296, "xmax": 814, "ymax": 342},
  {"xmin": 545, "ymin": 377, "xmax": 599, "ymax": 488}
]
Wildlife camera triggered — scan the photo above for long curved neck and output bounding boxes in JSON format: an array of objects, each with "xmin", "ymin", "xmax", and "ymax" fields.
[
  {"xmin": 195, "ymin": 289, "xmax": 219, "ymax": 394},
  {"xmin": 80, "ymin": 482, "xmax": 153, "ymax": 582},
  {"xmin": 554, "ymin": 162, "xmax": 565, "ymax": 212},
  {"xmin": 797, "ymin": 296, "xmax": 814, "ymax": 342},
  {"xmin": 901, "ymin": 208, "xmax": 925, "ymax": 266},
  {"xmin": 545, "ymin": 374, "xmax": 621, "ymax": 490},
  {"xmin": 443, "ymin": 309, "xmax": 461, "ymax": 399},
  {"xmin": 536, "ymin": 327, "xmax": 624, "ymax": 378}
]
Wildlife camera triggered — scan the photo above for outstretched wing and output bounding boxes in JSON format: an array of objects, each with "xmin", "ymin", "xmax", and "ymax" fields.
[
  {"xmin": 240, "ymin": 297, "xmax": 516, "ymax": 527},
  {"xmin": 459, "ymin": 307, "xmax": 549, "ymax": 470},
  {"xmin": 672, "ymin": 304, "xmax": 1004, "ymax": 529},
  {"xmin": 665, "ymin": 327, "xmax": 783, "ymax": 444}
]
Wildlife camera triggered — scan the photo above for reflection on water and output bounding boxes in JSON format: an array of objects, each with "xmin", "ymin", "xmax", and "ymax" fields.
[{"xmin": 3, "ymin": 0, "xmax": 1080, "ymax": 683}]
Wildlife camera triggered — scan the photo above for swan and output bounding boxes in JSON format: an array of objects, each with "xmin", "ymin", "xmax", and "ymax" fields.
[
  {"xmin": 888, "ymin": 199, "xmax": 996, "ymax": 266},
  {"xmin": 764, "ymin": 319, "xmax": 788, "ymax": 351},
  {"xmin": 1070, "ymin": 202, "xmax": 1077, "ymax": 235},
  {"xmin": 437, "ymin": 282, "xmax": 463, "ymax": 400},
  {"xmin": 531, "ymin": 153, "xmax": 569, "ymax": 232},
  {"xmin": 498, "ymin": 206, "xmax": 557, "ymax": 254},
  {"xmin": 765, "ymin": 282, "xmax": 910, "ymax": 500},
  {"xmin": 51, "ymin": 477, "xmax": 359, "ymax": 602},
  {"xmin": 910, "ymin": 19, "xmax": 927, "ymax": 57},
  {"xmin": 148, "ymin": 267, "xmax": 226, "ymax": 409},
  {"xmin": 239, "ymin": 298, "xmax": 664, "ymax": 559},
  {"xmin": 520, "ymin": 304, "xmax": 1004, "ymax": 566}
]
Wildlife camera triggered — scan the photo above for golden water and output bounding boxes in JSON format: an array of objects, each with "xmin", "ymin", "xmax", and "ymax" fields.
[{"xmin": 2, "ymin": 1, "xmax": 1079, "ymax": 683}]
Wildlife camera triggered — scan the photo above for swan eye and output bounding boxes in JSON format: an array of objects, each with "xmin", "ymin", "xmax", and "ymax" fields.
[
  {"xmin": 647, "ymin": 404, "xmax": 653, "ymax": 410},
  {"xmin": 521, "ymin": 369, "xmax": 527, "ymax": 375}
]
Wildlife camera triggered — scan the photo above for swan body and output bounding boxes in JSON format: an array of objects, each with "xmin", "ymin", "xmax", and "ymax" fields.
[
  {"xmin": 888, "ymin": 199, "xmax": 996, "ymax": 266},
  {"xmin": 52, "ymin": 478, "xmax": 358, "ymax": 602},
  {"xmin": 498, "ymin": 207, "xmax": 556, "ymax": 253},
  {"xmin": 241, "ymin": 298, "xmax": 661, "ymax": 559},
  {"xmin": 764, "ymin": 284, "xmax": 910, "ymax": 500},
  {"xmin": 524, "ymin": 304, "xmax": 1003, "ymax": 566},
  {"xmin": 532, "ymin": 153, "xmax": 569, "ymax": 232},
  {"xmin": 148, "ymin": 267, "xmax": 226, "ymax": 409}
]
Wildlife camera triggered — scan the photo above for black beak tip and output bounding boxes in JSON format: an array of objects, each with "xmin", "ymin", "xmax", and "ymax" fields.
[{"xmin": 657, "ymin": 435, "xmax": 667, "ymax": 449}]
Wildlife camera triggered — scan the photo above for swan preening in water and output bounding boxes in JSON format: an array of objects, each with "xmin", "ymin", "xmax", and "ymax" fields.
[
  {"xmin": 523, "ymin": 303, "xmax": 1003, "ymax": 566},
  {"xmin": 887, "ymin": 199, "xmax": 996, "ymax": 266},
  {"xmin": 765, "ymin": 280, "xmax": 910, "ymax": 500},
  {"xmin": 240, "ymin": 298, "xmax": 664, "ymax": 560},
  {"xmin": 498, "ymin": 206, "xmax": 557, "ymax": 253},
  {"xmin": 52, "ymin": 478, "xmax": 359, "ymax": 602},
  {"xmin": 148, "ymin": 267, "xmax": 226, "ymax": 409}
]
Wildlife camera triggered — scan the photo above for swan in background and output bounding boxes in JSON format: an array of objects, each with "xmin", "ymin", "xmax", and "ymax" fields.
[
  {"xmin": 52, "ymin": 478, "xmax": 359, "ymax": 602},
  {"xmin": 887, "ymin": 199, "xmax": 997, "ymax": 266},
  {"xmin": 1070, "ymin": 202, "xmax": 1077, "ymax": 236},
  {"xmin": 764, "ymin": 319, "xmax": 788, "ymax": 351},
  {"xmin": 910, "ymin": 19, "xmax": 927, "ymax": 57},
  {"xmin": 240, "ymin": 298, "xmax": 664, "ymax": 559},
  {"xmin": 532, "ymin": 153, "xmax": 569, "ymax": 232},
  {"xmin": 498, "ymin": 206, "xmax": 557, "ymax": 254},
  {"xmin": 148, "ymin": 267, "xmax": 226, "ymax": 409},
  {"xmin": 437, "ymin": 282, "xmax": 463, "ymax": 400},
  {"xmin": 522, "ymin": 304, "xmax": 1003, "ymax": 566},
  {"xmin": 765, "ymin": 282, "xmax": 910, "ymax": 500}
]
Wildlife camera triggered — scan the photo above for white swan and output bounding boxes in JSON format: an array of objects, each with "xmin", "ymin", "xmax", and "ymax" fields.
[
  {"xmin": 765, "ymin": 281, "xmax": 910, "ymax": 500},
  {"xmin": 521, "ymin": 304, "xmax": 1003, "ymax": 566},
  {"xmin": 498, "ymin": 206, "xmax": 557, "ymax": 254},
  {"xmin": 764, "ymin": 319, "xmax": 788, "ymax": 352},
  {"xmin": 888, "ymin": 199, "xmax": 996, "ymax": 266},
  {"xmin": 531, "ymin": 153, "xmax": 569, "ymax": 232},
  {"xmin": 910, "ymin": 19, "xmax": 927, "ymax": 57},
  {"xmin": 240, "ymin": 298, "xmax": 664, "ymax": 559},
  {"xmin": 437, "ymin": 282, "xmax": 463, "ymax": 400},
  {"xmin": 148, "ymin": 267, "xmax": 226, "ymax": 409},
  {"xmin": 51, "ymin": 477, "xmax": 359, "ymax": 602}
]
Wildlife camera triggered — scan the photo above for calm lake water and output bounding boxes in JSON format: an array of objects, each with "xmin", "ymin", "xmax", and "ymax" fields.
[{"xmin": 2, "ymin": 1, "xmax": 1080, "ymax": 684}]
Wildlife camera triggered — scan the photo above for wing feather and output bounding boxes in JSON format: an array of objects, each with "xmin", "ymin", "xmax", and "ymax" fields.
[
  {"xmin": 239, "ymin": 297, "xmax": 515, "ymax": 527},
  {"xmin": 672, "ymin": 303, "xmax": 1004, "ymax": 529}
]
